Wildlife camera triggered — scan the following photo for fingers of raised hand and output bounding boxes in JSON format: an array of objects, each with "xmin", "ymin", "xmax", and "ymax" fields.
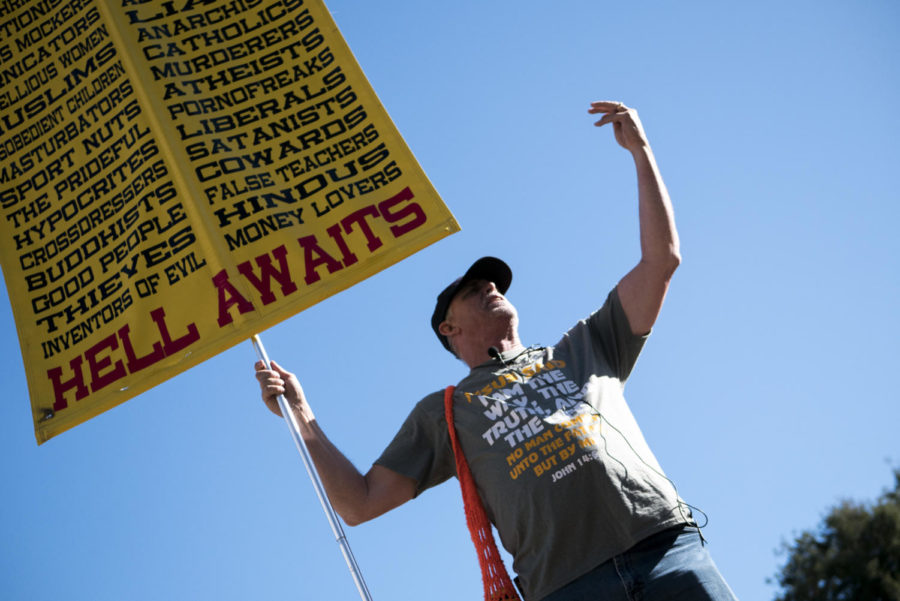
[
  {"xmin": 588, "ymin": 100, "xmax": 628, "ymax": 113},
  {"xmin": 589, "ymin": 101, "xmax": 630, "ymax": 126}
]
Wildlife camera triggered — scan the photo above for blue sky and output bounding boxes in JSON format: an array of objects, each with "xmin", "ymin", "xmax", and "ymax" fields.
[{"xmin": 2, "ymin": 1, "xmax": 899, "ymax": 600}]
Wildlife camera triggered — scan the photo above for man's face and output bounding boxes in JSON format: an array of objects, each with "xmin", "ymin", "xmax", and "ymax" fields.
[{"xmin": 443, "ymin": 278, "xmax": 517, "ymax": 337}]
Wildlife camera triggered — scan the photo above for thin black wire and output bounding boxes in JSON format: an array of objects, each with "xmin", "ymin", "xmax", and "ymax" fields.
[{"xmin": 484, "ymin": 346, "xmax": 712, "ymax": 537}]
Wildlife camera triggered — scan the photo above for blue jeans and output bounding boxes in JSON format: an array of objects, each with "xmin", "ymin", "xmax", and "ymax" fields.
[{"xmin": 541, "ymin": 526, "xmax": 738, "ymax": 601}]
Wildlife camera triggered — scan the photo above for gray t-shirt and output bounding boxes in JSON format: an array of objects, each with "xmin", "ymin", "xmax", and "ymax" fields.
[{"xmin": 375, "ymin": 288, "xmax": 691, "ymax": 600}]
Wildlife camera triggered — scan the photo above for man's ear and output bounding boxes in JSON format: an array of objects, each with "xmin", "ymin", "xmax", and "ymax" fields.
[{"xmin": 438, "ymin": 321, "xmax": 456, "ymax": 337}]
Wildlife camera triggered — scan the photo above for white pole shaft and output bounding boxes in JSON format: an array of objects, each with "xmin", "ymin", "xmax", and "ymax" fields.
[{"xmin": 251, "ymin": 335, "xmax": 374, "ymax": 601}]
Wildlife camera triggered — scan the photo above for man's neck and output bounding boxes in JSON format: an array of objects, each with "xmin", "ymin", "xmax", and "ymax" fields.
[{"xmin": 459, "ymin": 337, "xmax": 523, "ymax": 369}]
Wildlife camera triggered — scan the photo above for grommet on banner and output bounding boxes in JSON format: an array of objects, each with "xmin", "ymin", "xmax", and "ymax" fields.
[{"xmin": 41, "ymin": 409, "xmax": 54, "ymax": 421}]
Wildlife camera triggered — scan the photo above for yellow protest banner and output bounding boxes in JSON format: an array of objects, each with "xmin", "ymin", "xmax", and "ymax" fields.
[{"xmin": 0, "ymin": 0, "xmax": 459, "ymax": 444}]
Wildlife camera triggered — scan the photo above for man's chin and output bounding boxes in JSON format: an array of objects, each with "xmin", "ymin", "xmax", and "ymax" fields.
[{"xmin": 488, "ymin": 304, "xmax": 517, "ymax": 321}]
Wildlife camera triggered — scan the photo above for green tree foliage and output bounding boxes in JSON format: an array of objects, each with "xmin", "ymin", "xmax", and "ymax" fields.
[{"xmin": 773, "ymin": 469, "xmax": 900, "ymax": 601}]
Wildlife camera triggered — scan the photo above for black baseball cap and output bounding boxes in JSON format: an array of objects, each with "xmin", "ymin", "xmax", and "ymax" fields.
[{"xmin": 431, "ymin": 257, "xmax": 512, "ymax": 352}]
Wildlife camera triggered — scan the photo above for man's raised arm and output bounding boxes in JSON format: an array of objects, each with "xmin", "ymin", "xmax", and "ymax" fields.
[
  {"xmin": 255, "ymin": 361, "xmax": 416, "ymax": 526},
  {"xmin": 589, "ymin": 101, "xmax": 681, "ymax": 335}
]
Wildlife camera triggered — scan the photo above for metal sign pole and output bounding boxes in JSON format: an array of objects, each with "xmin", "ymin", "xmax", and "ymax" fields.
[{"xmin": 251, "ymin": 334, "xmax": 374, "ymax": 601}]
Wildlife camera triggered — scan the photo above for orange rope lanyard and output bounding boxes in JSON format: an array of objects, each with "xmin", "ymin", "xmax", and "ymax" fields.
[{"xmin": 444, "ymin": 385, "xmax": 521, "ymax": 601}]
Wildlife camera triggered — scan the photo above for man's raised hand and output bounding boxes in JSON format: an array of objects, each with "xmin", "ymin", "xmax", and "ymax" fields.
[{"xmin": 588, "ymin": 101, "xmax": 650, "ymax": 153}]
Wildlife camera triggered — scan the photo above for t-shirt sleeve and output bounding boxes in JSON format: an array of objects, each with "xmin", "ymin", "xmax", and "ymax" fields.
[
  {"xmin": 558, "ymin": 288, "xmax": 650, "ymax": 382},
  {"xmin": 373, "ymin": 393, "xmax": 456, "ymax": 497},
  {"xmin": 583, "ymin": 287, "xmax": 649, "ymax": 381}
]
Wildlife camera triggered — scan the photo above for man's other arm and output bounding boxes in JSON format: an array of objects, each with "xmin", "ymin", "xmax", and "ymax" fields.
[{"xmin": 255, "ymin": 360, "xmax": 416, "ymax": 526}]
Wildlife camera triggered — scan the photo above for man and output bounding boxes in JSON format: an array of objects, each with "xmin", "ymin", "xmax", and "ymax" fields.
[{"xmin": 255, "ymin": 101, "xmax": 737, "ymax": 600}]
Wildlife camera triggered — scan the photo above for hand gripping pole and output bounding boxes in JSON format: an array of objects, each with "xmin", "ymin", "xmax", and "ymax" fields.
[{"xmin": 252, "ymin": 335, "xmax": 374, "ymax": 601}]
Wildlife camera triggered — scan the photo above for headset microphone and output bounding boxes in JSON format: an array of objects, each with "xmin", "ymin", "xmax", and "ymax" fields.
[{"xmin": 488, "ymin": 346, "xmax": 508, "ymax": 366}]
